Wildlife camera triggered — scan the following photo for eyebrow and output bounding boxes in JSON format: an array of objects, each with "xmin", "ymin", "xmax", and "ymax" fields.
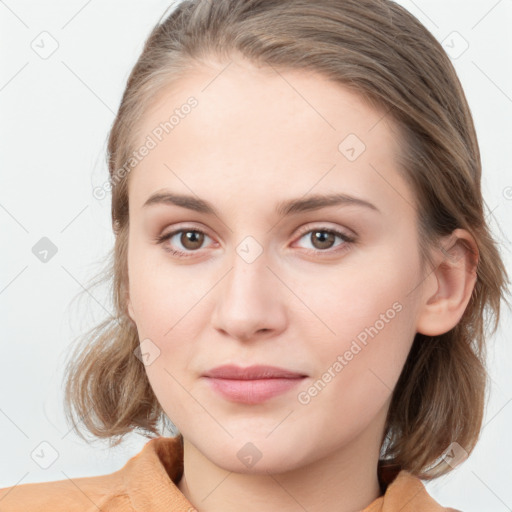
[{"xmin": 142, "ymin": 190, "xmax": 380, "ymax": 216}]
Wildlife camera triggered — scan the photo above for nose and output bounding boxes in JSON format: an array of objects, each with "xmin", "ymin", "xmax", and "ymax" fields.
[{"xmin": 210, "ymin": 250, "xmax": 287, "ymax": 343}]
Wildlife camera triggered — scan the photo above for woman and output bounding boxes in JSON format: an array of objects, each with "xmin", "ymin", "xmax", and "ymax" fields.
[{"xmin": 1, "ymin": 0, "xmax": 508, "ymax": 510}]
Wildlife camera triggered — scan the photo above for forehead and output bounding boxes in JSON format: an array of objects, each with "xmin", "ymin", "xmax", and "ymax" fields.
[{"xmin": 127, "ymin": 58, "xmax": 414, "ymax": 218}]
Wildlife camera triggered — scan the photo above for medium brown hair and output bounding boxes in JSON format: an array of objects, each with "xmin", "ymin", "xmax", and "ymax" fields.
[{"xmin": 63, "ymin": 0, "xmax": 510, "ymax": 479}]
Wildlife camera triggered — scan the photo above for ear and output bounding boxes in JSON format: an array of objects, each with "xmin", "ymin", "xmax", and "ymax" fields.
[{"xmin": 416, "ymin": 228, "xmax": 479, "ymax": 336}]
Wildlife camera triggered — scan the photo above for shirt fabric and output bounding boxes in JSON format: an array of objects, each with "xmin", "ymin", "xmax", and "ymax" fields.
[{"xmin": 0, "ymin": 434, "xmax": 461, "ymax": 511}]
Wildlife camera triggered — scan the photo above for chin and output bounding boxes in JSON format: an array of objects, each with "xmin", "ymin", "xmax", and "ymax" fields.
[{"xmin": 198, "ymin": 433, "xmax": 311, "ymax": 475}]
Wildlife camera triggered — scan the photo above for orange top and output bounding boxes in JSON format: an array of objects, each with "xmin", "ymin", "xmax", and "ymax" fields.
[{"xmin": 0, "ymin": 435, "xmax": 460, "ymax": 511}]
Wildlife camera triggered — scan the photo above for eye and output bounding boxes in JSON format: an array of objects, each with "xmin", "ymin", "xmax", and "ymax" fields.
[
  {"xmin": 154, "ymin": 224, "xmax": 356, "ymax": 259},
  {"xmin": 154, "ymin": 227, "xmax": 214, "ymax": 258},
  {"xmin": 293, "ymin": 226, "xmax": 356, "ymax": 255}
]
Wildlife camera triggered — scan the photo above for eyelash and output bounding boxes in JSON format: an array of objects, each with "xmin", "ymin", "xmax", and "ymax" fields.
[{"xmin": 154, "ymin": 225, "xmax": 356, "ymax": 259}]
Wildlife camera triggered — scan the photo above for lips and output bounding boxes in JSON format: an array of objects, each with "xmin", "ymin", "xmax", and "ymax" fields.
[
  {"xmin": 203, "ymin": 364, "xmax": 307, "ymax": 380},
  {"xmin": 202, "ymin": 365, "xmax": 307, "ymax": 404}
]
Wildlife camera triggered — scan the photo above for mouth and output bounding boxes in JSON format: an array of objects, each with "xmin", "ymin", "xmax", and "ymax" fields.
[{"xmin": 202, "ymin": 364, "xmax": 308, "ymax": 404}]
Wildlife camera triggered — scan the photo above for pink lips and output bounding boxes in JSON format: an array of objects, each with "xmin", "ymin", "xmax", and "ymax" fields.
[{"xmin": 202, "ymin": 364, "xmax": 307, "ymax": 404}]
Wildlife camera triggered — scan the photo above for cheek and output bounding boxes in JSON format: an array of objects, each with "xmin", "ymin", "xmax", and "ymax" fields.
[
  {"xmin": 129, "ymin": 270, "xmax": 202, "ymax": 372},
  {"xmin": 302, "ymin": 266, "xmax": 417, "ymax": 418},
  {"xmin": 306, "ymin": 245, "xmax": 417, "ymax": 343},
  {"xmin": 300, "ymin": 245, "xmax": 420, "ymax": 396},
  {"xmin": 128, "ymin": 244, "xmax": 205, "ymax": 335},
  {"xmin": 127, "ymin": 245, "xmax": 209, "ymax": 380}
]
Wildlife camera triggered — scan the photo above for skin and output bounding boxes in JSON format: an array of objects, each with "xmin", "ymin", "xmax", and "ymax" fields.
[{"xmin": 126, "ymin": 56, "xmax": 478, "ymax": 512}]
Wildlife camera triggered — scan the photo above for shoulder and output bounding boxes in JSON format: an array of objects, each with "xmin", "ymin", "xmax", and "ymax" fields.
[
  {"xmin": 0, "ymin": 470, "xmax": 132, "ymax": 512},
  {"xmin": 376, "ymin": 468, "xmax": 464, "ymax": 511},
  {"xmin": 0, "ymin": 435, "xmax": 186, "ymax": 512}
]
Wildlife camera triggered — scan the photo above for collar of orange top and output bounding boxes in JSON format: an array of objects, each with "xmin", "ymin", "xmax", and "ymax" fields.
[{"xmin": 121, "ymin": 434, "xmax": 450, "ymax": 512}]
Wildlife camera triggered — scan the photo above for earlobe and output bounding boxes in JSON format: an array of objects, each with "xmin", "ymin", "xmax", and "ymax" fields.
[{"xmin": 416, "ymin": 229, "xmax": 478, "ymax": 336}]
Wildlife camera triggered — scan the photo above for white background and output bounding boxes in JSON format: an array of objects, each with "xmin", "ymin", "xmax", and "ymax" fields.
[{"xmin": 1, "ymin": 1, "xmax": 511, "ymax": 511}]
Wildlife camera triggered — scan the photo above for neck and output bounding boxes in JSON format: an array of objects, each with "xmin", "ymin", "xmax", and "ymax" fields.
[{"xmin": 177, "ymin": 425, "xmax": 384, "ymax": 512}]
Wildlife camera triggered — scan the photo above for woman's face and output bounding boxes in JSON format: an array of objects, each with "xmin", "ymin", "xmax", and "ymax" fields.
[{"xmin": 126, "ymin": 57, "xmax": 428, "ymax": 473}]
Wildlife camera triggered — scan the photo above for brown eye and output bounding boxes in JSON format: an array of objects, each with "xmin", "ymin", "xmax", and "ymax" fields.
[
  {"xmin": 155, "ymin": 228, "xmax": 213, "ymax": 257},
  {"xmin": 294, "ymin": 227, "xmax": 355, "ymax": 254},
  {"xmin": 310, "ymin": 230, "xmax": 336, "ymax": 250},
  {"xmin": 179, "ymin": 230, "xmax": 205, "ymax": 250}
]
